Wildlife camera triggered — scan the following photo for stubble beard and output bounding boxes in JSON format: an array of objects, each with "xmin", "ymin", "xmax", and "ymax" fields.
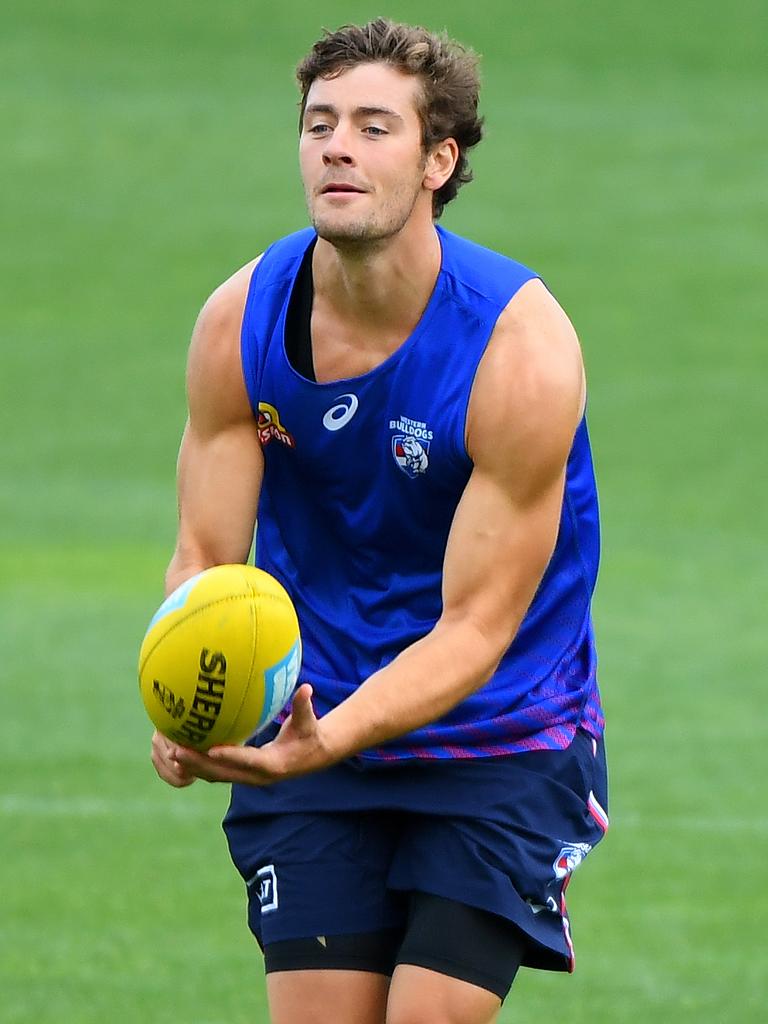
[{"xmin": 307, "ymin": 180, "xmax": 423, "ymax": 254}]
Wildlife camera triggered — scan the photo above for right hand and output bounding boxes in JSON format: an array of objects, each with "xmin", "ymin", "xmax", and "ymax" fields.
[{"xmin": 151, "ymin": 730, "xmax": 198, "ymax": 788}]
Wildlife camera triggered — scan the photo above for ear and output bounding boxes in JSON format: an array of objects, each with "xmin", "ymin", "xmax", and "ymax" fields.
[{"xmin": 422, "ymin": 138, "xmax": 459, "ymax": 193}]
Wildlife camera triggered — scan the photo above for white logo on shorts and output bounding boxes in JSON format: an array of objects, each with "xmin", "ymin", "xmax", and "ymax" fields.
[
  {"xmin": 526, "ymin": 897, "xmax": 559, "ymax": 915},
  {"xmin": 323, "ymin": 394, "xmax": 358, "ymax": 431},
  {"xmin": 553, "ymin": 842, "xmax": 592, "ymax": 880},
  {"xmin": 253, "ymin": 864, "xmax": 278, "ymax": 913}
]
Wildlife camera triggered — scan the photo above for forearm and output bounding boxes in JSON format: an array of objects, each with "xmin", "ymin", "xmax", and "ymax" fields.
[
  {"xmin": 163, "ymin": 525, "xmax": 254, "ymax": 596},
  {"xmin": 318, "ymin": 617, "xmax": 509, "ymax": 761},
  {"xmin": 164, "ymin": 424, "xmax": 262, "ymax": 597},
  {"xmin": 164, "ymin": 550, "xmax": 210, "ymax": 597},
  {"xmin": 171, "ymin": 617, "xmax": 514, "ymax": 786}
]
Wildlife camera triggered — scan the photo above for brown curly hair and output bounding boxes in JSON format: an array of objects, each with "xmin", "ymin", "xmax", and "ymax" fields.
[{"xmin": 296, "ymin": 18, "xmax": 484, "ymax": 218}]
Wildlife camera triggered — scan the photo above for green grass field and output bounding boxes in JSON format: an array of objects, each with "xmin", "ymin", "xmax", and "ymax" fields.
[{"xmin": 2, "ymin": 2, "xmax": 766, "ymax": 1021}]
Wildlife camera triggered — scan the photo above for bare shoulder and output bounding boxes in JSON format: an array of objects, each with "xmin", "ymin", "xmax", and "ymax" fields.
[
  {"xmin": 466, "ymin": 278, "xmax": 585, "ymax": 484},
  {"xmin": 189, "ymin": 255, "xmax": 263, "ymax": 372},
  {"xmin": 186, "ymin": 255, "xmax": 263, "ymax": 429}
]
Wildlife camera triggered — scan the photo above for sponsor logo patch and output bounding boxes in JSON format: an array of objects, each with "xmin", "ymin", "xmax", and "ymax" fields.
[{"xmin": 258, "ymin": 402, "xmax": 295, "ymax": 448}]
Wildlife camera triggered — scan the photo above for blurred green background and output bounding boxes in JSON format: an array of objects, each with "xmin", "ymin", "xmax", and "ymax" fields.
[{"xmin": 2, "ymin": 1, "xmax": 766, "ymax": 1021}]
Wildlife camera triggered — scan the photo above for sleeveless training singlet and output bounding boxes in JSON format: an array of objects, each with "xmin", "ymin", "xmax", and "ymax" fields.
[{"xmin": 240, "ymin": 225, "xmax": 604, "ymax": 761}]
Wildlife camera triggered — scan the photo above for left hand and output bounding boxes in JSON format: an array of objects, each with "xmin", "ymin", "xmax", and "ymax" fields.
[{"xmin": 169, "ymin": 684, "xmax": 335, "ymax": 786}]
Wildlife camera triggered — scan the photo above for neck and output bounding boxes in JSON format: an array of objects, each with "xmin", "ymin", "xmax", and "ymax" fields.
[{"xmin": 312, "ymin": 217, "xmax": 442, "ymax": 337}]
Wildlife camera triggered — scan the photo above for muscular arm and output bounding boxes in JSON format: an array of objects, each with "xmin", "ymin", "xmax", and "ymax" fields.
[
  {"xmin": 152, "ymin": 258, "xmax": 263, "ymax": 786},
  {"xmin": 166, "ymin": 259, "xmax": 263, "ymax": 592},
  {"xmin": 319, "ymin": 278, "xmax": 586, "ymax": 754},
  {"xmin": 173, "ymin": 278, "xmax": 587, "ymax": 784}
]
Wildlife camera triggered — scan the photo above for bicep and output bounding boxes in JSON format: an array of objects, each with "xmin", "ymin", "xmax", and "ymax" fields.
[
  {"xmin": 440, "ymin": 461, "xmax": 564, "ymax": 651},
  {"xmin": 440, "ymin": 278, "xmax": 583, "ymax": 650},
  {"xmin": 170, "ymin": 260, "xmax": 264, "ymax": 575}
]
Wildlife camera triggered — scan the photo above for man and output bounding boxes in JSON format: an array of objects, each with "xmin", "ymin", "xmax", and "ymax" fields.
[{"xmin": 151, "ymin": 18, "xmax": 608, "ymax": 1024}]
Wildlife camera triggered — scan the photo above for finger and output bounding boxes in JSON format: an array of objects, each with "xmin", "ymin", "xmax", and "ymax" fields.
[
  {"xmin": 151, "ymin": 747, "xmax": 197, "ymax": 788},
  {"xmin": 151, "ymin": 730, "xmax": 176, "ymax": 762},
  {"xmin": 205, "ymin": 744, "xmax": 276, "ymax": 782},
  {"xmin": 152, "ymin": 730, "xmax": 174, "ymax": 750},
  {"xmin": 167, "ymin": 765, "xmax": 198, "ymax": 788},
  {"xmin": 172, "ymin": 745, "xmax": 213, "ymax": 773},
  {"xmin": 206, "ymin": 742, "xmax": 253, "ymax": 762},
  {"xmin": 173, "ymin": 744, "xmax": 255, "ymax": 784},
  {"xmin": 195, "ymin": 742, "xmax": 284, "ymax": 786},
  {"xmin": 289, "ymin": 684, "xmax": 316, "ymax": 737},
  {"xmin": 167, "ymin": 742, "xmax": 213, "ymax": 781}
]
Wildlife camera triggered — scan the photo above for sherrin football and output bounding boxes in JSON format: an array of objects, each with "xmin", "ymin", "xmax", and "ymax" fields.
[{"xmin": 138, "ymin": 564, "xmax": 301, "ymax": 751}]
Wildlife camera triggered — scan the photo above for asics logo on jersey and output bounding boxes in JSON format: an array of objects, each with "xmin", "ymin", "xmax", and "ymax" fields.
[{"xmin": 323, "ymin": 393, "xmax": 358, "ymax": 431}]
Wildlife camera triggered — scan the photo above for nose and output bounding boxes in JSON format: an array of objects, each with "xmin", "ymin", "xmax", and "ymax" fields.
[{"xmin": 322, "ymin": 123, "xmax": 355, "ymax": 167}]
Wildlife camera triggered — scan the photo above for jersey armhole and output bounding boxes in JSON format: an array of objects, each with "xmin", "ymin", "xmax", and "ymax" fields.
[
  {"xmin": 457, "ymin": 272, "xmax": 542, "ymax": 466},
  {"xmin": 239, "ymin": 255, "xmax": 269, "ymax": 418},
  {"xmin": 284, "ymin": 239, "xmax": 317, "ymax": 382}
]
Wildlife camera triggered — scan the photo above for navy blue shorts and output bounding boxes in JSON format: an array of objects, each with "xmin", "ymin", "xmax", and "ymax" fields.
[{"xmin": 222, "ymin": 727, "xmax": 608, "ymax": 973}]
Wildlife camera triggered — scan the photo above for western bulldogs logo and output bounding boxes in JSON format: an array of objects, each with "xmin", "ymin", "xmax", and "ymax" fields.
[
  {"xmin": 553, "ymin": 842, "xmax": 592, "ymax": 880},
  {"xmin": 392, "ymin": 435, "xmax": 429, "ymax": 477},
  {"xmin": 390, "ymin": 414, "xmax": 433, "ymax": 478}
]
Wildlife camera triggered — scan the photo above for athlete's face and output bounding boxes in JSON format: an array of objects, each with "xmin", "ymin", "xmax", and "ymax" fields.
[{"xmin": 299, "ymin": 63, "xmax": 433, "ymax": 247}]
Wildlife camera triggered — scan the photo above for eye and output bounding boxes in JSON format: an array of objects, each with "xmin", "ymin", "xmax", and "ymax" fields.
[
  {"xmin": 364, "ymin": 125, "xmax": 388, "ymax": 136},
  {"xmin": 306, "ymin": 123, "xmax": 332, "ymax": 135}
]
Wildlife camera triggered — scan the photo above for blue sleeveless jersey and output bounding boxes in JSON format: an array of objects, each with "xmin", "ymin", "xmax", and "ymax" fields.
[{"xmin": 240, "ymin": 225, "xmax": 604, "ymax": 761}]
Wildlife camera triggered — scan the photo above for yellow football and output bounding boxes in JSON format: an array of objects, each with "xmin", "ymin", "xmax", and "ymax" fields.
[{"xmin": 138, "ymin": 564, "xmax": 301, "ymax": 750}]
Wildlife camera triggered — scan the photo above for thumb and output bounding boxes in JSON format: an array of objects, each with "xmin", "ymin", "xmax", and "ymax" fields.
[{"xmin": 290, "ymin": 684, "xmax": 316, "ymax": 737}]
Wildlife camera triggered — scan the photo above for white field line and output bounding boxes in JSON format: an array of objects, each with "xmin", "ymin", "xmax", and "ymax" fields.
[{"xmin": 1, "ymin": 794, "xmax": 767, "ymax": 834}]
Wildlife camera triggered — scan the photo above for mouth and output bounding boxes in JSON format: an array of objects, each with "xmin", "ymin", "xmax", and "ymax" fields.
[{"xmin": 320, "ymin": 183, "xmax": 367, "ymax": 195}]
